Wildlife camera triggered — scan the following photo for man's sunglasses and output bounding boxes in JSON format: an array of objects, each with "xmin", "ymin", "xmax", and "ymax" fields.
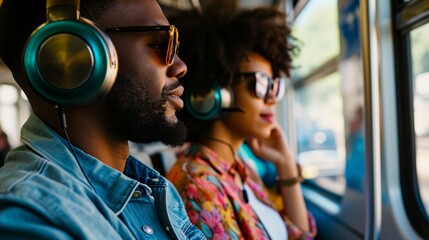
[
  {"xmin": 104, "ymin": 25, "xmax": 179, "ymax": 66},
  {"xmin": 238, "ymin": 72, "xmax": 286, "ymax": 101}
]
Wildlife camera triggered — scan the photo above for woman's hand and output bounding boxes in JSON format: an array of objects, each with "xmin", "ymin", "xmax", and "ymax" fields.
[
  {"xmin": 247, "ymin": 124, "xmax": 300, "ymax": 181},
  {"xmin": 246, "ymin": 124, "xmax": 294, "ymax": 168}
]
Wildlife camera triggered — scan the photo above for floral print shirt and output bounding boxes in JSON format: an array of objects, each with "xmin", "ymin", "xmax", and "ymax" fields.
[{"xmin": 167, "ymin": 144, "xmax": 317, "ymax": 240}]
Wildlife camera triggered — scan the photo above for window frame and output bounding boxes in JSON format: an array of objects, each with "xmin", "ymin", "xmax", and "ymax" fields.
[{"xmin": 393, "ymin": 0, "xmax": 429, "ymax": 237}]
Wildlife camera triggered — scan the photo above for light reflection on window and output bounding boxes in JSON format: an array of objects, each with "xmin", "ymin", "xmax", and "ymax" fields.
[
  {"xmin": 295, "ymin": 72, "xmax": 346, "ymax": 195},
  {"xmin": 411, "ymin": 22, "xmax": 429, "ymax": 215}
]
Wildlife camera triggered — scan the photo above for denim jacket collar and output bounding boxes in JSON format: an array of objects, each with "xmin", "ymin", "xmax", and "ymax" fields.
[{"xmin": 20, "ymin": 113, "xmax": 165, "ymax": 215}]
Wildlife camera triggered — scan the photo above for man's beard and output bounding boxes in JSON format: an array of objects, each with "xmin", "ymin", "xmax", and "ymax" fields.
[{"xmin": 106, "ymin": 74, "xmax": 187, "ymax": 147}]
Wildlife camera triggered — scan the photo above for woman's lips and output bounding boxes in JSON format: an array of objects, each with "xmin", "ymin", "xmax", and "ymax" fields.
[{"xmin": 260, "ymin": 113, "xmax": 274, "ymax": 123}]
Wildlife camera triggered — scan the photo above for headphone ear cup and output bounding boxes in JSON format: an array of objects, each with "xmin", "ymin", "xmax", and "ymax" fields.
[
  {"xmin": 185, "ymin": 84, "xmax": 232, "ymax": 120},
  {"xmin": 23, "ymin": 17, "xmax": 118, "ymax": 107}
]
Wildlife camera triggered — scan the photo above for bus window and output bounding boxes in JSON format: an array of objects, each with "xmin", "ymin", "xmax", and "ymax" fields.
[
  {"xmin": 291, "ymin": 0, "xmax": 340, "ymax": 79},
  {"xmin": 295, "ymin": 72, "xmax": 346, "ymax": 195},
  {"xmin": 0, "ymin": 60, "xmax": 30, "ymax": 148},
  {"xmin": 0, "ymin": 84, "xmax": 19, "ymax": 147},
  {"xmin": 411, "ymin": 22, "xmax": 429, "ymax": 216},
  {"xmin": 290, "ymin": 0, "xmax": 346, "ymax": 196}
]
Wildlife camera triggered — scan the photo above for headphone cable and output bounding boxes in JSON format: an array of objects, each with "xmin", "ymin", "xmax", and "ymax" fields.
[{"xmin": 56, "ymin": 106, "xmax": 97, "ymax": 192}]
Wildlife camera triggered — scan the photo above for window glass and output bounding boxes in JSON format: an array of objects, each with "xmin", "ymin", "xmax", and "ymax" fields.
[
  {"xmin": 0, "ymin": 84, "xmax": 19, "ymax": 147},
  {"xmin": 292, "ymin": 0, "xmax": 340, "ymax": 79},
  {"xmin": 295, "ymin": 72, "xmax": 346, "ymax": 195},
  {"xmin": 411, "ymin": 22, "xmax": 429, "ymax": 214}
]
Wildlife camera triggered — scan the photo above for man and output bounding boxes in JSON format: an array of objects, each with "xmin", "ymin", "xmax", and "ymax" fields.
[{"xmin": 0, "ymin": 0, "xmax": 205, "ymax": 239}]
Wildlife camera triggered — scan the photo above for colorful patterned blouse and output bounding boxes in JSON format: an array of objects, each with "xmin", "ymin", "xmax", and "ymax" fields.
[{"xmin": 166, "ymin": 144, "xmax": 317, "ymax": 240}]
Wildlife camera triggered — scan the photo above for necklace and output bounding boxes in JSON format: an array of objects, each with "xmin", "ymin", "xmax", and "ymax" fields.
[{"xmin": 206, "ymin": 136, "xmax": 249, "ymax": 203}]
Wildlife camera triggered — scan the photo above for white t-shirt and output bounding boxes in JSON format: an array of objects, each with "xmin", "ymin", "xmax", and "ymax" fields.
[{"xmin": 244, "ymin": 184, "xmax": 288, "ymax": 240}]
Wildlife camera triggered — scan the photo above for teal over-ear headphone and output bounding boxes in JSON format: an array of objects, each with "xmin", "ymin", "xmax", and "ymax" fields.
[
  {"xmin": 23, "ymin": 0, "xmax": 118, "ymax": 107},
  {"xmin": 185, "ymin": 84, "xmax": 233, "ymax": 121}
]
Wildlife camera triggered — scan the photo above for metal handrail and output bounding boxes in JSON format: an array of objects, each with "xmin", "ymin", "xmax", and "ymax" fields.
[{"xmin": 360, "ymin": 0, "xmax": 382, "ymax": 239}]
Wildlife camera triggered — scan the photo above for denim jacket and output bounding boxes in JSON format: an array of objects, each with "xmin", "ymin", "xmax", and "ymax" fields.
[{"xmin": 0, "ymin": 114, "xmax": 205, "ymax": 240}]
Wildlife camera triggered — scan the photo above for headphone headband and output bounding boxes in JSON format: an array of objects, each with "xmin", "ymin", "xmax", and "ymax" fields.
[
  {"xmin": 46, "ymin": 0, "xmax": 80, "ymax": 21},
  {"xmin": 47, "ymin": 0, "xmax": 79, "ymax": 9}
]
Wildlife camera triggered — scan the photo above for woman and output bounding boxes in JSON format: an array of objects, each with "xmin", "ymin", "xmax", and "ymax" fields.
[{"xmin": 167, "ymin": 2, "xmax": 317, "ymax": 239}]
